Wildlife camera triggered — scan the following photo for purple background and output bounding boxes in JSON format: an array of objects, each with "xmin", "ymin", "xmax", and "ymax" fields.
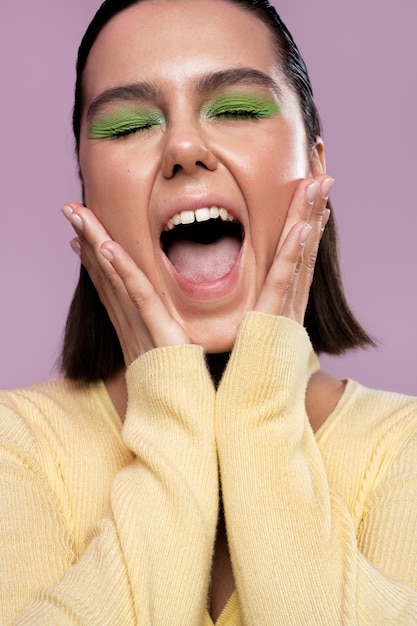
[{"xmin": 1, "ymin": 1, "xmax": 416, "ymax": 394}]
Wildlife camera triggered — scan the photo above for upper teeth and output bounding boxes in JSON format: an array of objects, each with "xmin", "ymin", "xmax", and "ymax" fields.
[{"xmin": 165, "ymin": 207, "xmax": 235, "ymax": 231}]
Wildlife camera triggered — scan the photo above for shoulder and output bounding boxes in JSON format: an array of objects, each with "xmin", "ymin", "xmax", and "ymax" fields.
[
  {"xmin": 310, "ymin": 375, "xmax": 417, "ymax": 522},
  {"xmin": 326, "ymin": 379, "xmax": 417, "ymax": 440},
  {"xmin": 1, "ymin": 378, "xmax": 100, "ymax": 422},
  {"xmin": 0, "ymin": 378, "xmax": 121, "ymax": 454},
  {"xmin": 306, "ymin": 370, "xmax": 347, "ymax": 432},
  {"xmin": 308, "ymin": 370, "xmax": 417, "ymax": 440},
  {"xmin": 344, "ymin": 381, "xmax": 417, "ymax": 468},
  {"xmin": 316, "ymin": 375, "xmax": 417, "ymax": 485},
  {"xmin": 0, "ymin": 380, "xmax": 132, "ymax": 550}
]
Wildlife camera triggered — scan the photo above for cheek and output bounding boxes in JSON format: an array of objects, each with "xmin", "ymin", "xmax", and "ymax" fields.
[
  {"xmin": 227, "ymin": 127, "xmax": 310, "ymax": 265},
  {"xmin": 79, "ymin": 144, "xmax": 155, "ymax": 245}
]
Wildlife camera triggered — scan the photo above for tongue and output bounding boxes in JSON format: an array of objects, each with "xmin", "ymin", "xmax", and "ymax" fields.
[{"xmin": 168, "ymin": 236, "xmax": 241, "ymax": 283}]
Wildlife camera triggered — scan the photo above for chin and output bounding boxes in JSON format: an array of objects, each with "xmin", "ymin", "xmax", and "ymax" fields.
[{"xmin": 183, "ymin": 311, "xmax": 247, "ymax": 354}]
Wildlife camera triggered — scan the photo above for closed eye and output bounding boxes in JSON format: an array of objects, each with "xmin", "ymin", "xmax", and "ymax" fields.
[
  {"xmin": 204, "ymin": 93, "xmax": 280, "ymax": 122},
  {"xmin": 211, "ymin": 108, "xmax": 265, "ymax": 120},
  {"xmin": 101, "ymin": 122, "xmax": 154, "ymax": 139},
  {"xmin": 89, "ymin": 111, "xmax": 164, "ymax": 140}
]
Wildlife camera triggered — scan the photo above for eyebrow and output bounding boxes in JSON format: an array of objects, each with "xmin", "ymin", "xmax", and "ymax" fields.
[
  {"xmin": 87, "ymin": 82, "xmax": 160, "ymax": 121},
  {"xmin": 196, "ymin": 68, "xmax": 280, "ymax": 97},
  {"xmin": 86, "ymin": 68, "xmax": 281, "ymax": 121}
]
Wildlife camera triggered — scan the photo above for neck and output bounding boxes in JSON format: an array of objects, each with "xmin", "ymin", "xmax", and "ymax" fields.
[{"xmin": 205, "ymin": 352, "xmax": 230, "ymax": 389}]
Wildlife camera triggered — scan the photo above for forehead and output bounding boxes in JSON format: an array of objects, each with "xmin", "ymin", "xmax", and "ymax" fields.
[{"xmin": 83, "ymin": 0, "xmax": 282, "ymax": 101}]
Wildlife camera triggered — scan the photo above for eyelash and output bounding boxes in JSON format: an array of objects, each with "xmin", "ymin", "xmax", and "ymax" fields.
[
  {"xmin": 205, "ymin": 97, "xmax": 279, "ymax": 121},
  {"xmin": 90, "ymin": 116, "xmax": 163, "ymax": 140},
  {"xmin": 109, "ymin": 123, "xmax": 153, "ymax": 139},
  {"xmin": 208, "ymin": 107, "xmax": 265, "ymax": 120}
]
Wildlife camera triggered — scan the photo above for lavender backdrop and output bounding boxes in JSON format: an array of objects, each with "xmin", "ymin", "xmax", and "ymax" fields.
[{"xmin": 1, "ymin": 1, "xmax": 416, "ymax": 394}]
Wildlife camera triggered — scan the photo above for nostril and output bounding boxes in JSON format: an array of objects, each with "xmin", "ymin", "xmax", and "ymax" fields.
[{"xmin": 170, "ymin": 161, "xmax": 207, "ymax": 176}]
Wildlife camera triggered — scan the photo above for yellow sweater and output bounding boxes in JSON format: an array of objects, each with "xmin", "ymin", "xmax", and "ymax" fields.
[{"xmin": 1, "ymin": 313, "xmax": 417, "ymax": 625}]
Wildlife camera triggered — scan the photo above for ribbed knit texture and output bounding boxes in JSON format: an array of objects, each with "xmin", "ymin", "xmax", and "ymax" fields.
[{"xmin": 1, "ymin": 312, "xmax": 417, "ymax": 624}]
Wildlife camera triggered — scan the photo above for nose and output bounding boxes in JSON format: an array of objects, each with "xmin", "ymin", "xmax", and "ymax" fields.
[{"xmin": 161, "ymin": 121, "xmax": 218, "ymax": 178}]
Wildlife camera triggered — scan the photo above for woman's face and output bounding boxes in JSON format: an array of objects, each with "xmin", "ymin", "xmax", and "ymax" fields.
[{"xmin": 79, "ymin": 0, "xmax": 325, "ymax": 352}]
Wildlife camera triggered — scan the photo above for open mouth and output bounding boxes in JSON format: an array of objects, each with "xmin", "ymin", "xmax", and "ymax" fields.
[{"xmin": 160, "ymin": 207, "xmax": 244, "ymax": 283}]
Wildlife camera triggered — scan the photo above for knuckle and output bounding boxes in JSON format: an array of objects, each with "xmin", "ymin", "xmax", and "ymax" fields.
[
  {"xmin": 305, "ymin": 247, "xmax": 318, "ymax": 271},
  {"xmin": 299, "ymin": 249, "xmax": 318, "ymax": 287},
  {"xmin": 89, "ymin": 265, "xmax": 106, "ymax": 290},
  {"xmin": 265, "ymin": 275, "xmax": 291, "ymax": 298},
  {"xmin": 91, "ymin": 265, "xmax": 120, "ymax": 294},
  {"xmin": 108, "ymin": 273, "xmax": 122, "ymax": 293},
  {"xmin": 130, "ymin": 288, "xmax": 154, "ymax": 312}
]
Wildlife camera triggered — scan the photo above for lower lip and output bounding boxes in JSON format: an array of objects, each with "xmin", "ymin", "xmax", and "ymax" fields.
[{"xmin": 162, "ymin": 244, "xmax": 244, "ymax": 301}]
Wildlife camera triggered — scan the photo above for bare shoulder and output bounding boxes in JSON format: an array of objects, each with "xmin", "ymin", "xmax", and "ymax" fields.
[{"xmin": 306, "ymin": 370, "xmax": 346, "ymax": 433}]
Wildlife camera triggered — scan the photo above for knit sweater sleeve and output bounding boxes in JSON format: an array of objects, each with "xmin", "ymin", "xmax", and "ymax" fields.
[
  {"xmin": 2, "ymin": 345, "xmax": 217, "ymax": 625},
  {"xmin": 216, "ymin": 311, "xmax": 417, "ymax": 625}
]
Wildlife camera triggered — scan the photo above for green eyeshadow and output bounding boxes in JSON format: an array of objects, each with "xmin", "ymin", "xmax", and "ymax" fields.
[
  {"xmin": 89, "ymin": 110, "xmax": 165, "ymax": 139},
  {"xmin": 203, "ymin": 93, "xmax": 281, "ymax": 120}
]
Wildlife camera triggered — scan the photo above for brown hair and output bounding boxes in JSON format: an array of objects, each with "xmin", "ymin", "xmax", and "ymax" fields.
[{"xmin": 61, "ymin": 0, "xmax": 374, "ymax": 381}]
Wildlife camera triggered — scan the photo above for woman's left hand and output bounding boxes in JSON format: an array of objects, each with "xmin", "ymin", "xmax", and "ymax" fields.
[{"xmin": 254, "ymin": 174, "xmax": 333, "ymax": 325}]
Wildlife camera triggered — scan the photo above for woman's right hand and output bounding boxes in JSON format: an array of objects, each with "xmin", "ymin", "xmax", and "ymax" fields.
[{"xmin": 62, "ymin": 202, "xmax": 190, "ymax": 367}]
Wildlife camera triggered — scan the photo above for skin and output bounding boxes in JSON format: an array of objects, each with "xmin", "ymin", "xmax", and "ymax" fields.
[{"xmin": 62, "ymin": 1, "xmax": 345, "ymax": 618}]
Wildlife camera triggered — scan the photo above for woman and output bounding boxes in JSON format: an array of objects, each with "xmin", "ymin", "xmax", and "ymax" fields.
[{"xmin": 1, "ymin": 0, "xmax": 416, "ymax": 623}]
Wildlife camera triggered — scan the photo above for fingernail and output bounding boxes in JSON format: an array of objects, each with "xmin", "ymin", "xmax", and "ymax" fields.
[
  {"xmin": 320, "ymin": 177, "xmax": 334, "ymax": 200},
  {"xmin": 306, "ymin": 181, "xmax": 320, "ymax": 204},
  {"xmin": 62, "ymin": 205, "xmax": 83, "ymax": 231},
  {"xmin": 100, "ymin": 245, "xmax": 113, "ymax": 263},
  {"xmin": 70, "ymin": 239, "xmax": 81, "ymax": 257},
  {"xmin": 299, "ymin": 223, "xmax": 312, "ymax": 244},
  {"xmin": 321, "ymin": 208, "xmax": 331, "ymax": 231}
]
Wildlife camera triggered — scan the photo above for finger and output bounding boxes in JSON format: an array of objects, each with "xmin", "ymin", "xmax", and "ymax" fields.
[
  {"xmin": 72, "ymin": 230, "xmax": 140, "ymax": 362},
  {"xmin": 63, "ymin": 203, "xmax": 190, "ymax": 358},
  {"xmin": 62, "ymin": 202, "xmax": 85, "ymax": 236},
  {"xmin": 100, "ymin": 240, "xmax": 189, "ymax": 350},
  {"xmin": 63, "ymin": 202, "xmax": 133, "ymax": 311},
  {"xmin": 275, "ymin": 178, "xmax": 319, "ymax": 256},
  {"xmin": 255, "ymin": 220, "xmax": 312, "ymax": 316},
  {"xmin": 79, "ymin": 234, "xmax": 129, "ymax": 324},
  {"xmin": 255, "ymin": 175, "xmax": 324, "ymax": 318},
  {"xmin": 63, "ymin": 203, "xmax": 154, "ymax": 361},
  {"xmin": 266, "ymin": 177, "xmax": 320, "ymax": 302},
  {"xmin": 306, "ymin": 176, "xmax": 333, "ymax": 237},
  {"xmin": 64, "ymin": 204, "xmax": 133, "ymax": 321},
  {"xmin": 255, "ymin": 175, "xmax": 334, "ymax": 322},
  {"xmin": 278, "ymin": 175, "xmax": 333, "ymax": 246},
  {"xmin": 291, "ymin": 177, "xmax": 334, "ymax": 321},
  {"xmin": 70, "ymin": 237, "xmax": 81, "ymax": 258}
]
